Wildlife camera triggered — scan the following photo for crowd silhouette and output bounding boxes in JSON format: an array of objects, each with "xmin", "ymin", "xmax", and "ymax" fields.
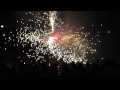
[{"xmin": 0, "ymin": 58, "xmax": 120, "ymax": 79}]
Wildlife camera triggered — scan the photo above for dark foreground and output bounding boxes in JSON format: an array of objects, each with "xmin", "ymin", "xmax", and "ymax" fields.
[{"xmin": 0, "ymin": 59, "xmax": 120, "ymax": 79}]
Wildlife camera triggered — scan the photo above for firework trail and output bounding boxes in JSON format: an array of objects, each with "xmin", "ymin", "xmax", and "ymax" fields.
[{"xmin": 49, "ymin": 11, "xmax": 57, "ymax": 33}]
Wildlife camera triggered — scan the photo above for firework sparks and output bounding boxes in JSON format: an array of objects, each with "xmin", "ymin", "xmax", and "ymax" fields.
[{"xmin": 15, "ymin": 11, "xmax": 98, "ymax": 64}]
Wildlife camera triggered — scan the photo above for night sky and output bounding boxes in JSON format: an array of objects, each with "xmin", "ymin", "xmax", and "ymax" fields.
[{"xmin": 0, "ymin": 11, "xmax": 120, "ymax": 63}]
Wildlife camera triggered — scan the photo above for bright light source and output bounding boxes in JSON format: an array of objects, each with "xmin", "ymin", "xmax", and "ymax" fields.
[
  {"xmin": 1, "ymin": 25, "xmax": 4, "ymax": 28},
  {"xmin": 108, "ymin": 31, "xmax": 110, "ymax": 34}
]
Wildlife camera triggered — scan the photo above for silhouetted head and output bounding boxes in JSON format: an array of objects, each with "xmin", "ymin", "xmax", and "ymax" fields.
[
  {"xmin": 71, "ymin": 62, "xmax": 76, "ymax": 67},
  {"xmin": 52, "ymin": 63, "xmax": 57, "ymax": 69},
  {"xmin": 42, "ymin": 62, "xmax": 48, "ymax": 70},
  {"xmin": 78, "ymin": 63, "xmax": 83, "ymax": 68},
  {"xmin": 104, "ymin": 59, "xmax": 116, "ymax": 67},
  {"xmin": 86, "ymin": 63, "xmax": 91, "ymax": 69},
  {"xmin": 63, "ymin": 64, "xmax": 68, "ymax": 72},
  {"xmin": 91, "ymin": 63, "xmax": 97, "ymax": 69}
]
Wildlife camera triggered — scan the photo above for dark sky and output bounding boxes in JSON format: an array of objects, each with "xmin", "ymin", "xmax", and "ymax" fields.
[{"xmin": 0, "ymin": 11, "xmax": 120, "ymax": 61}]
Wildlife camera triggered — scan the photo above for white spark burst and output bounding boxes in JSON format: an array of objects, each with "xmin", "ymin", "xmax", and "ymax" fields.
[{"xmin": 16, "ymin": 11, "xmax": 98, "ymax": 64}]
